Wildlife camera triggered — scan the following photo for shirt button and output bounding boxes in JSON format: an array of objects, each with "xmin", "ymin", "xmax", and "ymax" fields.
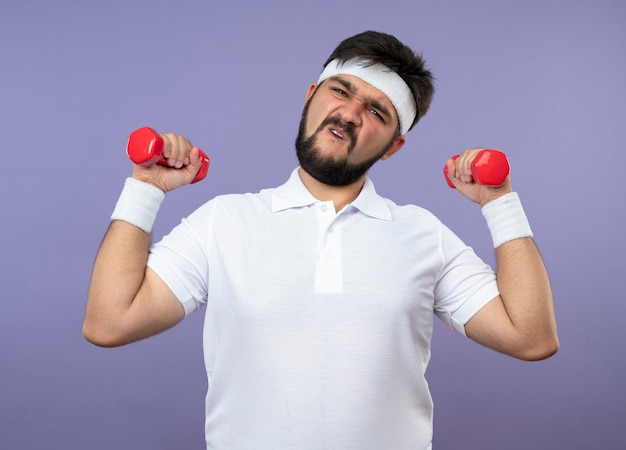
[
  {"xmin": 321, "ymin": 204, "xmax": 327, "ymax": 212},
  {"xmin": 325, "ymin": 252, "xmax": 334, "ymax": 260},
  {"xmin": 328, "ymin": 226, "xmax": 334, "ymax": 234}
]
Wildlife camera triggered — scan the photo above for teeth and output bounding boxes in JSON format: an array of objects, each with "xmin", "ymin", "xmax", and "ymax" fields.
[{"xmin": 331, "ymin": 129, "xmax": 343, "ymax": 139}]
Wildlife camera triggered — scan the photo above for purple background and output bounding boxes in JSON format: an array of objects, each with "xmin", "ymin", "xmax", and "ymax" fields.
[{"xmin": 1, "ymin": 0, "xmax": 624, "ymax": 448}]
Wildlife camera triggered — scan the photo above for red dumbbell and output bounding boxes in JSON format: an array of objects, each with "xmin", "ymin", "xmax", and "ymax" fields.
[
  {"xmin": 126, "ymin": 127, "xmax": 210, "ymax": 184},
  {"xmin": 443, "ymin": 149, "xmax": 509, "ymax": 188}
]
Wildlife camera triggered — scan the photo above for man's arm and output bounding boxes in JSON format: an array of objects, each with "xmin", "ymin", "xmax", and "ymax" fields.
[
  {"xmin": 83, "ymin": 221, "xmax": 184, "ymax": 347},
  {"xmin": 465, "ymin": 237, "xmax": 558, "ymax": 360},
  {"xmin": 445, "ymin": 149, "xmax": 559, "ymax": 361},
  {"xmin": 83, "ymin": 133, "xmax": 204, "ymax": 347}
]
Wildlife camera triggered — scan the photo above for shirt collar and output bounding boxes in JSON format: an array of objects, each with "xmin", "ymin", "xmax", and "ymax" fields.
[
  {"xmin": 351, "ymin": 177, "xmax": 392, "ymax": 221},
  {"xmin": 271, "ymin": 168, "xmax": 319, "ymax": 211},
  {"xmin": 271, "ymin": 168, "xmax": 392, "ymax": 221}
]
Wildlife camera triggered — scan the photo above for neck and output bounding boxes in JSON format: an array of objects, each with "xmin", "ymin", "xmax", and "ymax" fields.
[{"xmin": 297, "ymin": 167, "xmax": 365, "ymax": 212}]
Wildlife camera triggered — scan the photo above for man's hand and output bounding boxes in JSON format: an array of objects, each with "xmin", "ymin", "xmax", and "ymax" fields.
[
  {"xmin": 445, "ymin": 147, "xmax": 513, "ymax": 206},
  {"xmin": 131, "ymin": 133, "xmax": 205, "ymax": 193}
]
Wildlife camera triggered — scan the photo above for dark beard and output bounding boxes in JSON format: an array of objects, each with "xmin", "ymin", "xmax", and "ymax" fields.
[{"xmin": 295, "ymin": 100, "xmax": 391, "ymax": 186}]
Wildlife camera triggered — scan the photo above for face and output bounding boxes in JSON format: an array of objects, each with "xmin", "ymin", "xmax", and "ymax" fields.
[{"xmin": 295, "ymin": 75, "xmax": 405, "ymax": 186}]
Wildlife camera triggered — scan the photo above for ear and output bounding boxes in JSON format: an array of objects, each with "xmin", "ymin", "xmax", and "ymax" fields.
[
  {"xmin": 305, "ymin": 82, "xmax": 318, "ymax": 103},
  {"xmin": 380, "ymin": 135, "xmax": 407, "ymax": 161}
]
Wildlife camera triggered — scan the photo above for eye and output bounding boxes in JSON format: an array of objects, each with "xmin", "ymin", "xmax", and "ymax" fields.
[
  {"xmin": 332, "ymin": 87, "xmax": 348, "ymax": 97},
  {"xmin": 368, "ymin": 107, "xmax": 385, "ymax": 123}
]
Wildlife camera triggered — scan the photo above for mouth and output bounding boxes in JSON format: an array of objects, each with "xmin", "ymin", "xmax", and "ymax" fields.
[
  {"xmin": 329, "ymin": 127, "xmax": 345, "ymax": 140},
  {"xmin": 316, "ymin": 116, "xmax": 355, "ymax": 148}
]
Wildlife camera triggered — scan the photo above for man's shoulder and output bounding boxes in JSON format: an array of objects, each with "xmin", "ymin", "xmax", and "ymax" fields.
[
  {"xmin": 210, "ymin": 188, "xmax": 274, "ymax": 209},
  {"xmin": 382, "ymin": 197, "xmax": 439, "ymax": 221}
]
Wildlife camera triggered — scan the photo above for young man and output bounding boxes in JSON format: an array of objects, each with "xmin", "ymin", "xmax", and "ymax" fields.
[{"xmin": 84, "ymin": 31, "xmax": 558, "ymax": 449}]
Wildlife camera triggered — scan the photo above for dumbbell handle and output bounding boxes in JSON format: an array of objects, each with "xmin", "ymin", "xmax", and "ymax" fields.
[
  {"xmin": 443, "ymin": 149, "xmax": 509, "ymax": 188},
  {"xmin": 126, "ymin": 127, "xmax": 210, "ymax": 184}
]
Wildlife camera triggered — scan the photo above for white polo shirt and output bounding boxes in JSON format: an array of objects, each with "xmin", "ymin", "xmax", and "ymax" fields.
[{"xmin": 147, "ymin": 168, "xmax": 498, "ymax": 450}]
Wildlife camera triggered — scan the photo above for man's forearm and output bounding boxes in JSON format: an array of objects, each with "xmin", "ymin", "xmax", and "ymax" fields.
[
  {"xmin": 495, "ymin": 237, "xmax": 559, "ymax": 359},
  {"xmin": 465, "ymin": 190, "xmax": 559, "ymax": 360},
  {"xmin": 83, "ymin": 220, "xmax": 151, "ymax": 346}
]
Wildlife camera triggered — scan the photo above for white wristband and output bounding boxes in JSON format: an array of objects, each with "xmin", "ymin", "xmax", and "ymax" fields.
[
  {"xmin": 111, "ymin": 178, "xmax": 165, "ymax": 234},
  {"xmin": 482, "ymin": 192, "xmax": 533, "ymax": 248}
]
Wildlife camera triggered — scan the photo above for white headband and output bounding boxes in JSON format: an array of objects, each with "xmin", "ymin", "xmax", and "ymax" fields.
[{"xmin": 318, "ymin": 58, "xmax": 417, "ymax": 134}]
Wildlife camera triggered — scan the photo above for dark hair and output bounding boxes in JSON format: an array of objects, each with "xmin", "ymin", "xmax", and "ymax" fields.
[{"xmin": 323, "ymin": 31, "xmax": 435, "ymax": 131}]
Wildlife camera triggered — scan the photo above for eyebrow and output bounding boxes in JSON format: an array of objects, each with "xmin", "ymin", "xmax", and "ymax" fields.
[{"xmin": 329, "ymin": 76, "xmax": 394, "ymax": 121}]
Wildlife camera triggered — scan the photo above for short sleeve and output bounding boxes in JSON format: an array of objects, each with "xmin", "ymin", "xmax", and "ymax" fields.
[
  {"xmin": 433, "ymin": 226, "xmax": 499, "ymax": 335},
  {"xmin": 147, "ymin": 201, "xmax": 214, "ymax": 316}
]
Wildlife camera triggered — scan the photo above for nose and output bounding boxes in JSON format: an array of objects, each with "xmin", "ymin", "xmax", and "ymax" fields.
[{"xmin": 337, "ymin": 98, "xmax": 363, "ymax": 127}]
